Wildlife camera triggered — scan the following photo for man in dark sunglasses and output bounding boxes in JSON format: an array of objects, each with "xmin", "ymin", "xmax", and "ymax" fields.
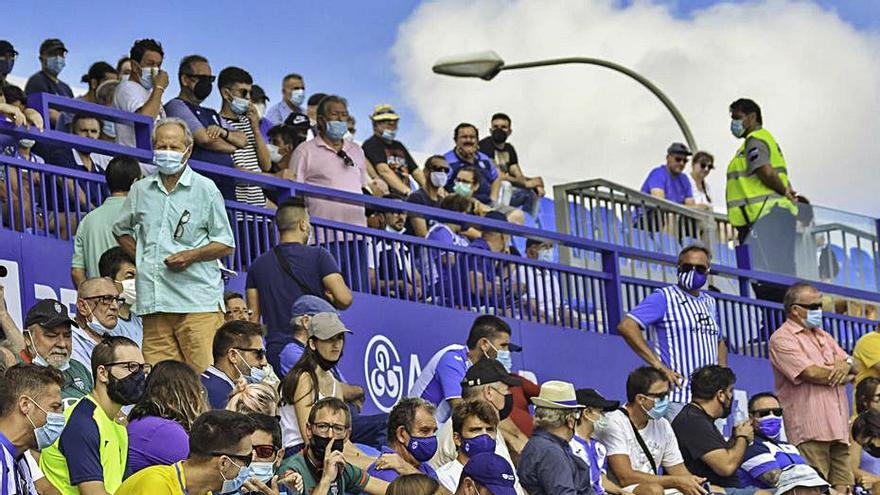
[
  {"xmin": 769, "ymin": 282, "xmax": 855, "ymax": 493},
  {"xmin": 202, "ymin": 320, "xmax": 273, "ymax": 410},
  {"xmin": 639, "ymin": 142, "xmax": 697, "ymax": 207}
]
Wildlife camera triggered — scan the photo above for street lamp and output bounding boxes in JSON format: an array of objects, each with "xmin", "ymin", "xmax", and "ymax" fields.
[{"xmin": 432, "ymin": 50, "xmax": 698, "ymax": 151}]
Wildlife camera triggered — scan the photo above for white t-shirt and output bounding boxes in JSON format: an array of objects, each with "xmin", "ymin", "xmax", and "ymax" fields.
[
  {"xmin": 686, "ymin": 173, "xmax": 712, "ymax": 209},
  {"xmin": 594, "ymin": 410, "xmax": 684, "ymax": 481},
  {"xmin": 436, "ymin": 459, "xmax": 464, "ymax": 492},
  {"xmin": 112, "ymin": 80, "xmax": 165, "ymax": 148}
]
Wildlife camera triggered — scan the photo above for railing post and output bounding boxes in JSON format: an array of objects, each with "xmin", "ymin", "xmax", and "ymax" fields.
[
  {"xmin": 602, "ymin": 250, "xmax": 623, "ymax": 334},
  {"xmin": 875, "ymin": 218, "xmax": 880, "ymax": 291},
  {"xmin": 735, "ymin": 244, "xmax": 752, "ymax": 298}
]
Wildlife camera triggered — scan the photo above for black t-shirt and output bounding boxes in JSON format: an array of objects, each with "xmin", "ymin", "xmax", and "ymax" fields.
[
  {"xmin": 478, "ymin": 137, "xmax": 519, "ymax": 175},
  {"xmin": 404, "ymin": 188, "xmax": 440, "ymax": 236},
  {"xmin": 671, "ymin": 404, "xmax": 741, "ymax": 487},
  {"xmin": 362, "ymin": 135, "xmax": 418, "ymax": 178}
]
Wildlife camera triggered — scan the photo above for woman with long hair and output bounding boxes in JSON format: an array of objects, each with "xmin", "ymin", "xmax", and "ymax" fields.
[
  {"xmin": 126, "ymin": 360, "xmax": 210, "ymax": 476},
  {"xmin": 851, "ymin": 377, "xmax": 880, "ymax": 488}
]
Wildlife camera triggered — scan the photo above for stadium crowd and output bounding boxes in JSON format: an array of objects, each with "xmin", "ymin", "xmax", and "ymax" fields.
[{"xmin": 0, "ymin": 36, "xmax": 879, "ymax": 495}]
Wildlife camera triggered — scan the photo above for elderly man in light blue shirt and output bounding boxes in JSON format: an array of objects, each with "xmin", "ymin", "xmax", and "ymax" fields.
[{"xmin": 113, "ymin": 116, "xmax": 235, "ymax": 372}]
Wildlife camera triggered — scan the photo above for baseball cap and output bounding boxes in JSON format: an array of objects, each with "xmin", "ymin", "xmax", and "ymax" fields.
[
  {"xmin": 576, "ymin": 388, "xmax": 620, "ymax": 412},
  {"xmin": 0, "ymin": 41, "xmax": 18, "ymax": 56},
  {"xmin": 667, "ymin": 142, "xmax": 692, "ymax": 156},
  {"xmin": 24, "ymin": 299, "xmax": 75, "ymax": 328},
  {"xmin": 462, "ymin": 359, "xmax": 521, "ymax": 388},
  {"xmin": 370, "ymin": 104, "xmax": 400, "ymax": 122},
  {"xmin": 284, "ymin": 111, "xmax": 310, "ymax": 132},
  {"xmin": 461, "ymin": 452, "xmax": 517, "ymax": 495},
  {"xmin": 308, "ymin": 312, "xmax": 353, "ymax": 340},
  {"xmin": 774, "ymin": 465, "xmax": 829, "ymax": 495},
  {"xmin": 290, "ymin": 295, "xmax": 337, "ymax": 319},
  {"xmin": 251, "ymin": 84, "xmax": 269, "ymax": 103},
  {"xmin": 39, "ymin": 39, "xmax": 67, "ymax": 55}
]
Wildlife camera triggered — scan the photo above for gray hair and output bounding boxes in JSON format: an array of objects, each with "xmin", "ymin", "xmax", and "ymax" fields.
[
  {"xmin": 534, "ymin": 406, "xmax": 578, "ymax": 429},
  {"xmin": 783, "ymin": 282, "xmax": 818, "ymax": 314},
  {"xmin": 152, "ymin": 117, "xmax": 194, "ymax": 148}
]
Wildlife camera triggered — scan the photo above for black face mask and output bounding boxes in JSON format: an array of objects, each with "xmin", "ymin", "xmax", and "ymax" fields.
[
  {"xmin": 865, "ymin": 443, "xmax": 880, "ymax": 459},
  {"xmin": 107, "ymin": 369, "xmax": 146, "ymax": 405},
  {"xmin": 193, "ymin": 78, "xmax": 213, "ymax": 101},
  {"xmin": 499, "ymin": 394, "xmax": 513, "ymax": 421},
  {"xmin": 309, "ymin": 434, "xmax": 345, "ymax": 464},
  {"xmin": 491, "ymin": 128, "xmax": 508, "ymax": 144},
  {"xmin": 313, "ymin": 349, "xmax": 340, "ymax": 371}
]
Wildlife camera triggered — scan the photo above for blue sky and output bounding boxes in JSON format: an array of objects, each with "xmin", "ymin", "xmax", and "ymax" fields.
[{"xmin": 5, "ymin": 0, "xmax": 877, "ymax": 146}]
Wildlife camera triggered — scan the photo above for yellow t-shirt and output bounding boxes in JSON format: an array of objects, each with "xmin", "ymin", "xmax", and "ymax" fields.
[
  {"xmin": 116, "ymin": 461, "xmax": 187, "ymax": 495},
  {"xmin": 853, "ymin": 331, "xmax": 880, "ymax": 388}
]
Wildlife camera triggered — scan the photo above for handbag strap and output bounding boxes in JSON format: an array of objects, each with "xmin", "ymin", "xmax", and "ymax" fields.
[{"xmin": 272, "ymin": 245, "xmax": 322, "ymax": 300}]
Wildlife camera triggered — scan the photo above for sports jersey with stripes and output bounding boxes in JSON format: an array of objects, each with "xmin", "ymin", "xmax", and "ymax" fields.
[
  {"xmin": 737, "ymin": 437, "xmax": 805, "ymax": 488},
  {"xmin": 0, "ymin": 431, "xmax": 37, "ymax": 495},
  {"xmin": 408, "ymin": 344, "xmax": 472, "ymax": 424}
]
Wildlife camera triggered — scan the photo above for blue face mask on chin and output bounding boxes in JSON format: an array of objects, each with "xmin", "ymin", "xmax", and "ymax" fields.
[{"xmin": 220, "ymin": 459, "xmax": 251, "ymax": 494}]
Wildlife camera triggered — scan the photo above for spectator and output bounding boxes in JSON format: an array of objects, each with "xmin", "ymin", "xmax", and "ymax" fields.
[
  {"xmin": 163, "ymin": 55, "xmax": 246, "ymax": 170},
  {"xmin": 406, "ymin": 155, "xmax": 449, "ymax": 237},
  {"xmin": 507, "ymin": 369, "xmax": 541, "ymax": 438},
  {"xmin": 217, "ymin": 66, "xmax": 273, "ymax": 208},
  {"xmin": 853, "ymin": 326, "xmax": 880, "ymax": 389},
  {"xmin": 224, "ymin": 291, "xmax": 252, "ymax": 322},
  {"xmin": 113, "ymin": 117, "xmax": 235, "ymax": 372},
  {"xmin": 570, "ymin": 389, "xmax": 624, "ymax": 495},
  {"xmin": 79, "ymin": 61, "xmax": 118, "ymax": 105},
  {"xmin": 70, "ymin": 277, "xmax": 126, "ymax": 367},
  {"xmin": 25, "ymin": 38, "xmax": 73, "ymax": 128},
  {"xmin": 71, "ymin": 155, "xmax": 141, "ymax": 285},
  {"xmin": 18, "ymin": 299, "xmax": 93, "ymax": 407},
  {"xmin": 853, "ymin": 411, "xmax": 880, "ymax": 470},
  {"xmin": 444, "ymin": 123, "xmax": 524, "ymax": 225},
  {"xmin": 478, "ymin": 113, "xmax": 544, "ymax": 218},
  {"xmin": 436, "ymin": 399, "xmax": 501, "ymax": 491},
  {"xmin": 388, "ymin": 473, "xmax": 443, "ymax": 495},
  {"xmin": 227, "ymin": 381, "xmax": 280, "ymax": 417},
  {"xmin": 687, "ymin": 151, "xmax": 715, "ymax": 211},
  {"xmin": 850, "ymin": 378, "xmax": 880, "ymax": 487},
  {"xmin": 363, "ymin": 104, "xmax": 424, "ymax": 195},
  {"xmin": 409, "ymin": 315, "xmax": 514, "ymax": 424},
  {"xmin": 456, "ymin": 452, "xmax": 518, "ymax": 495},
  {"xmin": 267, "ymin": 124, "xmax": 304, "ymax": 174},
  {"xmin": 95, "ymin": 79, "xmax": 121, "ymax": 141},
  {"xmin": 769, "ymin": 282, "xmax": 855, "ymax": 492},
  {"xmin": 618, "ymin": 244, "xmax": 726, "ymax": 420},
  {"xmin": 368, "ymin": 197, "xmax": 422, "ymax": 299},
  {"xmin": 115, "ymin": 410, "xmax": 262, "ymax": 495},
  {"xmin": 40, "ymin": 336, "xmax": 147, "ymax": 495},
  {"xmin": 0, "ymin": 288, "xmax": 25, "ymax": 356},
  {"xmin": 346, "ymin": 115, "xmax": 358, "ymax": 143},
  {"xmin": 0, "ymin": 40, "xmax": 17, "ymax": 87},
  {"xmin": 97, "ymin": 246, "xmax": 144, "ymax": 348},
  {"xmin": 306, "ymin": 93, "xmax": 326, "ymax": 127},
  {"xmin": 126, "ymin": 360, "xmax": 209, "ymax": 475},
  {"xmin": 250, "ymin": 84, "xmax": 273, "ymax": 137},
  {"xmin": 594, "ymin": 366, "xmax": 703, "ymax": 495},
  {"xmin": 772, "ymin": 465, "xmax": 830, "ymax": 495},
  {"xmin": 671, "ymin": 365, "xmax": 762, "ymax": 495},
  {"xmin": 520, "ymin": 239, "xmax": 563, "ymax": 324},
  {"xmin": 116, "ymin": 56, "xmax": 132, "ymax": 81},
  {"xmin": 246, "ymin": 198, "xmax": 351, "ymax": 370},
  {"xmin": 368, "ymin": 398, "xmax": 439, "ymax": 481},
  {"xmin": 113, "ymin": 39, "xmax": 168, "ymax": 148},
  {"xmin": 278, "ymin": 397, "xmax": 389, "ymax": 494},
  {"xmin": 1, "ymin": 85, "xmax": 45, "ymax": 232},
  {"xmin": 266, "ymin": 73, "xmax": 306, "ymax": 125},
  {"xmin": 279, "ymin": 295, "xmax": 337, "ymax": 375},
  {"xmin": 66, "ymin": 113, "xmax": 114, "ymax": 173},
  {"xmin": 0, "ymin": 364, "xmax": 64, "ymax": 494},
  {"xmin": 201, "ymin": 320, "xmax": 272, "ymax": 410},
  {"xmin": 249, "ymin": 412, "xmax": 306, "ymax": 494},
  {"xmin": 640, "ymin": 142, "xmax": 695, "ymax": 206},
  {"xmin": 516, "ymin": 380, "xmax": 591, "ymax": 494},
  {"xmin": 425, "ymin": 194, "xmax": 473, "ymax": 305},
  {"xmin": 737, "ymin": 392, "xmax": 807, "ymax": 489},
  {"xmin": 284, "ymin": 110, "xmax": 313, "ymax": 142}
]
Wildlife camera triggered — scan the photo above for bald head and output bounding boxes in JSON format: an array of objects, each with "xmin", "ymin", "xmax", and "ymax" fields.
[{"xmin": 78, "ymin": 277, "xmax": 118, "ymax": 299}]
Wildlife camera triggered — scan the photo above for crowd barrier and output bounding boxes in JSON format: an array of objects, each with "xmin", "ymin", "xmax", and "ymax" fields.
[{"xmin": 0, "ymin": 93, "xmax": 877, "ymax": 361}]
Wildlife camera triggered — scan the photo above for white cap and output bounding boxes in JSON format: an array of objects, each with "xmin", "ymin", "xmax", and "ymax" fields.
[{"xmin": 775, "ymin": 465, "xmax": 829, "ymax": 495}]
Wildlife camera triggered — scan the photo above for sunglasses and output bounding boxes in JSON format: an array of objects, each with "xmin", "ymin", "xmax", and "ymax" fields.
[
  {"xmin": 672, "ymin": 156, "xmax": 689, "ymax": 163},
  {"xmin": 184, "ymin": 73, "xmax": 216, "ymax": 83},
  {"xmin": 234, "ymin": 347, "xmax": 266, "ymax": 361},
  {"xmin": 212, "ymin": 452, "xmax": 253, "ymax": 467},
  {"xmin": 337, "ymin": 150, "xmax": 354, "ymax": 167},
  {"xmin": 794, "ymin": 302, "xmax": 822, "ymax": 311},
  {"xmin": 751, "ymin": 408, "xmax": 783, "ymax": 418},
  {"xmin": 253, "ymin": 444, "xmax": 279, "ymax": 459},
  {"xmin": 699, "ymin": 162, "xmax": 714, "ymax": 170},
  {"xmin": 679, "ymin": 263, "xmax": 709, "ymax": 275},
  {"xmin": 641, "ymin": 391, "xmax": 669, "ymax": 401}
]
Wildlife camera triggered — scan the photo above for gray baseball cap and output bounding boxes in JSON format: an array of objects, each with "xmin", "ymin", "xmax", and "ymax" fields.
[{"xmin": 308, "ymin": 312, "xmax": 353, "ymax": 340}]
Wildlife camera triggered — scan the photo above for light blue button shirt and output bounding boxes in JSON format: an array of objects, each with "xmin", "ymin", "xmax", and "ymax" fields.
[{"xmin": 112, "ymin": 166, "xmax": 235, "ymax": 315}]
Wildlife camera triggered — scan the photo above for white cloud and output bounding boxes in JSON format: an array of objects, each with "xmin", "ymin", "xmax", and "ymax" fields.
[{"xmin": 392, "ymin": 0, "xmax": 880, "ymax": 220}]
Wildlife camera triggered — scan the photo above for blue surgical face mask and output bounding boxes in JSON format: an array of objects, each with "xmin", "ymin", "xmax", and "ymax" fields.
[
  {"xmin": 453, "ymin": 182, "xmax": 473, "ymax": 198},
  {"xmin": 381, "ymin": 129, "xmax": 396, "ymax": 142},
  {"xmin": 406, "ymin": 433, "xmax": 438, "ymax": 462},
  {"xmin": 25, "ymin": 397, "xmax": 66, "ymax": 450},
  {"xmin": 325, "ymin": 120, "xmax": 348, "ymax": 141},
  {"xmin": 289, "ymin": 89, "xmax": 305, "ymax": 106},
  {"xmin": 140, "ymin": 67, "xmax": 155, "ymax": 90},
  {"xmin": 154, "ymin": 149, "xmax": 188, "ymax": 176},
  {"xmin": 429, "ymin": 171, "xmax": 448, "ymax": 188},
  {"xmin": 730, "ymin": 119, "xmax": 745, "ymax": 138},
  {"xmin": 537, "ymin": 249, "xmax": 553, "ymax": 263},
  {"xmin": 249, "ymin": 461, "xmax": 275, "ymax": 483},
  {"xmin": 757, "ymin": 416, "xmax": 782, "ymax": 439},
  {"xmin": 462, "ymin": 434, "xmax": 496, "ymax": 457},
  {"xmin": 220, "ymin": 458, "xmax": 251, "ymax": 494},
  {"xmin": 495, "ymin": 349, "xmax": 513, "ymax": 372},
  {"xmin": 230, "ymin": 96, "xmax": 249, "ymax": 115},
  {"xmin": 644, "ymin": 396, "xmax": 669, "ymax": 420},
  {"xmin": 805, "ymin": 309, "xmax": 823, "ymax": 328},
  {"xmin": 102, "ymin": 120, "xmax": 117, "ymax": 138},
  {"xmin": 46, "ymin": 55, "xmax": 65, "ymax": 76}
]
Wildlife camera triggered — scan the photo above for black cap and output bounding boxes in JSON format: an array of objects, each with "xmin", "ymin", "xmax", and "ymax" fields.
[
  {"xmin": 24, "ymin": 299, "xmax": 75, "ymax": 329},
  {"xmin": 462, "ymin": 359, "xmax": 521, "ymax": 388},
  {"xmin": 0, "ymin": 40, "xmax": 17, "ymax": 56},
  {"xmin": 251, "ymin": 84, "xmax": 269, "ymax": 103},
  {"xmin": 39, "ymin": 39, "xmax": 67, "ymax": 55},
  {"xmin": 284, "ymin": 111, "xmax": 310, "ymax": 131},
  {"xmin": 576, "ymin": 388, "xmax": 620, "ymax": 412},
  {"xmin": 667, "ymin": 142, "xmax": 692, "ymax": 156}
]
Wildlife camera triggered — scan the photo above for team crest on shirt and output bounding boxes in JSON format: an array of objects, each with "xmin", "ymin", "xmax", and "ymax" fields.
[{"xmin": 74, "ymin": 377, "xmax": 86, "ymax": 390}]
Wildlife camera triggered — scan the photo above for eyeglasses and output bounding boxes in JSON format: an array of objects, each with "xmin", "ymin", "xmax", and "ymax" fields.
[
  {"xmin": 234, "ymin": 347, "xmax": 266, "ymax": 360},
  {"xmin": 174, "ymin": 210, "xmax": 191, "ymax": 240},
  {"xmin": 751, "ymin": 408, "xmax": 783, "ymax": 418},
  {"xmin": 699, "ymin": 162, "xmax": 714, "ymax": 170},
  {"xmin": 253, "ymin": 444, "xmax": 279, "ymax": 459},
  {"xmin": 211, "ymin": 451, "xmax": 253, "ymax": 467},
  {"xmin": 642, "ymin": 391, "xmax": 669, "ymax": 401},
  {"xmin": 679, "ymin": 263, "xmax": 709, "ymax": 275},
  {"xmin": 337, "ymin": 150, "xmax": 354, "ymax": 167},
  {"xmin": 106, "ymin": 361, "xmax": 152, "ymax": 375},
  {"xmin": 226, "ymin": 308, "xmax": 253, "ymax": 317},
  {"xmin": 310, "ymin": 422, "xmax": 350, "ymax": 435},
  {"xmin": 794, "ymin": 302, "xmax": 822, "ymax": 311},
  {"xmin": 84, "ymin": 295, "xmax": 125, "ymax": 306}
]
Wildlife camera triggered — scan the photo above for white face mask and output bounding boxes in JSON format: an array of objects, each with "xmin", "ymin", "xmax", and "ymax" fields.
[
  {"xmin": 117, "ymin": 278, "xmax": 137, "ymax": 306},
  {"xmin": 267, "ymin": 144, "xmax": 283, "ymax": 164}
]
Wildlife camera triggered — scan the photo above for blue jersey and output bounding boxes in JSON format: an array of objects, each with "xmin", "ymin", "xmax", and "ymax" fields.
[
  {"xmin": 737, "ymin": 438, "xmax": 805, "ymax": 488},
  {"xmin": 407, "ymin": 345, "xmax": 471, "ymax": 424}
]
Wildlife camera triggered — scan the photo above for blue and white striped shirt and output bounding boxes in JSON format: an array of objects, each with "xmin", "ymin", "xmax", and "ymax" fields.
[
  {"xmin": 737, "ymin": 438, "xmax": 805, "ymax": 488},
  {"xmin": 408, "ymin": 344, "xmax": 472, "ymax": 424},
  {"xmin": 0, "ymin": 431, "xmax": 37, "ymax": 495},
  {"xmin": 627, "ymin": 285, "xmax": 721, "ymax": 403}
]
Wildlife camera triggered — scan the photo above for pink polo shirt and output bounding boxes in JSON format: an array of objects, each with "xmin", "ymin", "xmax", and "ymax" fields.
[
  {"xmin": 292, "ymin": 136, "xmax": 369, "ymax": 241},
  {"xmin": 769, "ymin": 318, "xmax": 850, "ymax": 446}
]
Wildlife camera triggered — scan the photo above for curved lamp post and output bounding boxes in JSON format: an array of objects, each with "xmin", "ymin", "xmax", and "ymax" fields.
[{"xmin": 432, "ymin": 50, "xmax": 698, "ymax": 151}]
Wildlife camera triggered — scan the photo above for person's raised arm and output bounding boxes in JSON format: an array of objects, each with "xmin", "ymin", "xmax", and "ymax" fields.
[
  {"xmin": 0, "ymin": 286, "xmax": 25, "ymax": 352},
  {"xmin": 135, "ymin": 69, "xmax": 169, "ymax": 118},
  {"xmin": 699, "ymin": 422, "xmax": 751, "ymax": 477},
  {"xmin": 246, "ymin": 288, "xmax": 261, "ymax": 323},
  {"xmin": 246, "ymin": 105, "xmax": 272, "ymax": 172}
]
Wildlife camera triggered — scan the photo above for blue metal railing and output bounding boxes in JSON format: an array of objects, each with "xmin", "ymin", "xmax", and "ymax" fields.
[{"xmin": 1, "ymin": 93, "xmax": 876, "ymax": 358}]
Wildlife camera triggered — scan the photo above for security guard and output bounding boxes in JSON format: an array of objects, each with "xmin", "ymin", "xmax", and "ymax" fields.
[{"xmin": 725, "ymin": 98, "xmax": 799, "ymax": 281}]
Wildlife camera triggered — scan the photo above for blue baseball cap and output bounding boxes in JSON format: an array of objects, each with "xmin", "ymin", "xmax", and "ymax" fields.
[
  {"xmin": 290, "ymin": 295, "xmax": 336, "ymax": 319},
  {"xmin": 461, "ymin": 453, "xmax": 517, "ymax": 495}
]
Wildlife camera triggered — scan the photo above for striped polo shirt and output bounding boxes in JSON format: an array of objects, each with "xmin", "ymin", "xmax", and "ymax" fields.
[
  {"xmin": 737, "ymin": 437, "xmax": 805, "ymax": 488},
  {"xmin": 627, "ymin": 284, "xmax": 721, "ymax": 403},
  {"xmin": 223, "ymin": 115, "xmax": 267, "ymax": 207},
  {"xmin": 1, "ymin": 431, "xmax": 37, "ymax": 495}
]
